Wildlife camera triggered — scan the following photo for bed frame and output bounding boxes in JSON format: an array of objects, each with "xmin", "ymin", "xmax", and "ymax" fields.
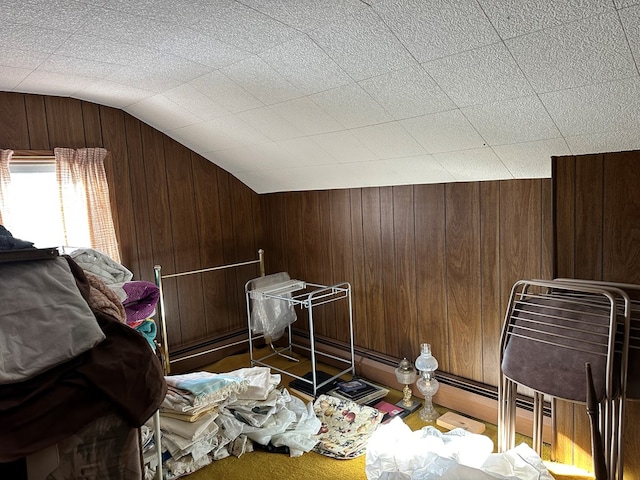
[{"xmin": 153, "ymin": 249, "xmax": 265, "ymax": 375}]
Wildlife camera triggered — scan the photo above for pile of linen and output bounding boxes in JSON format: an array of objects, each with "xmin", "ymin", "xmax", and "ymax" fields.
[{"xmin": 144, "ymin": 366, "xmax": 322, "ymax": 479}]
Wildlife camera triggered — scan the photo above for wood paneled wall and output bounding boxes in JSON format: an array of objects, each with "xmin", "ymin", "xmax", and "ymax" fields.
[
  {"xmin": 554, "ymin": 151, "xmax": 640, "ymax": 477},
  {"xmin": 1, "ymin": 91, "xmax": 554, "ymax": 405},
  {"xmin": 0, "ymin": 92, "xmax": 263, "ymax": 352},
  {"xmin": 261, "ymin": 179, "xmax": 553, "ymax": 386}
]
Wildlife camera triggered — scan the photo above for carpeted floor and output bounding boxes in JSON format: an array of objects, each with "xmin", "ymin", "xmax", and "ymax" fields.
[{"xmin": 179, "ymin": 347, "xmax": 594, "ymax": 480}]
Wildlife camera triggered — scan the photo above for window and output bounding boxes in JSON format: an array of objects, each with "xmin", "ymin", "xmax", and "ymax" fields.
[{"xmin": 0, "ymin": 148, "xmax": 120, "ymax": 262}]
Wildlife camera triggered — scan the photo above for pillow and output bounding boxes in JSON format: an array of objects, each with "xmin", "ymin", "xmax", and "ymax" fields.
[
  {"xmin": 0, "ymin": 256, "xmax": 106, "ymax": 383},
  {"xmin": 312, "ymin": 394, "xmax": 383, "ymax": 459}
]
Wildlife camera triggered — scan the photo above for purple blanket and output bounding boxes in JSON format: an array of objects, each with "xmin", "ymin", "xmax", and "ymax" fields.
[{"xmin": 122, "ymin": 281, "xmax": 160, "ymax": 326}]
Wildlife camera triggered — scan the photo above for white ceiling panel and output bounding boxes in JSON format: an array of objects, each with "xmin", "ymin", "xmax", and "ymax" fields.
[
  {"xmin": 433, "ymin": 148, "xmax": 513, "ymax": 182},
  {"xmin": 506, "ymin": 12, "xmax": 636, "ymax": 93},
  {"xmin": 351, "ymin": 122, "xmax": 427, "ymax": 159},
  {"xmin": 462, "ymin": 95, "xmax": 561, "ymax": 145},
  {"xmin": 3, "ymin": 0, "xmax": 640, "ymax": 193},
  {"xmin": 311, "ymin": 130, "xmax": 379, "ymax": 163},
  {"xmin": 358, "ymin": 65, "xmax": 456, "ymax": 119},
  {"xmin": 540, "ymin": 78, "xmax": 640, "ymax": 136},
  {"xmin": 308, "ymin": 9, "xmax": 418, "ymax": 80},
  {"xmin": 373, "ymin": 0, "xmax": 500, "ymax": 62},
  {"xmin": 492, "ymin": 138, "xmax": 571, "ymax": 178},
  {"xmin": 401, "ymin": 109, "xmax": 486, "ymax": 153},
  {"xmin": 310, "ymin": 83, "xmax": 393, "ymax": 129},
  {"xmin": 479, "ymin": 0, "xmax": 614, "ymax": 39},
  {"xmin": 424, "ymin": 42, "xmax": 534, "ymax": 108},
  {"xmin": 258, "ymin": 36, "xmax": 352, "ymax": 95},
  {"xmin": 222, "ymin": 56, "xmax": 304, "ymax": 105}
]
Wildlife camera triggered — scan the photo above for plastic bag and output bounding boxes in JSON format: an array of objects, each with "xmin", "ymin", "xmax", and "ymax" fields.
[
  {"xmin": 249, "ymin": 272, "xmax": 297, "ymax": 343},
  {"xmin": 365, "ymin": 418, "xmax": 554, "ymax": 480}
]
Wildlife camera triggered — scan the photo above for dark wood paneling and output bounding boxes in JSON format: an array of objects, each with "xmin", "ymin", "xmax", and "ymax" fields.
[
  {"xmin": 445, "ymin": 182, "xmax": 483, "ymax": 380},
  {"xmin": 0, "ymin": 92, "xmax": 29, "ymax": 147},
  {"xmin": 414, "ymin": 184, "xmax": 448, "ymax": 370},
  {"xmin": 393, "ymin": 185, "xmax": 417, "ymax": 359},
  {"xmin": 575, "ymin": 155, "xmax": 603, "ymax": 280},
  {"xmin": 24, "ymin": 95, "xmax": 49, "ymax": 149},
  {"xmin": 349, "ymin": 189, "xmax": 369, "ymax": 349},
  {"xmin": 480, "ymin": 181, "xmax": 501, "ymax": 386},
  {"xmin": 44, "ymin": 97, "xmax": 85, "ymax": 148}
]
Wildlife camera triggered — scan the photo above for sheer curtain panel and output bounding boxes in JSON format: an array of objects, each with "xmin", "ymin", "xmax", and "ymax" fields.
[
  {"xmin": 55, "ymin": 147, "xmax": 120, "ymax": 263},
  {"xmin": 0, "ymin": 150, "xmax": 13, "ymax": 225}
]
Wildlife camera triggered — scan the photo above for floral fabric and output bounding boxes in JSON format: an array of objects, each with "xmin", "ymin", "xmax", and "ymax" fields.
[{"xmin": 312, "ymin": 394, "xmax": 383, "ymax": 459}]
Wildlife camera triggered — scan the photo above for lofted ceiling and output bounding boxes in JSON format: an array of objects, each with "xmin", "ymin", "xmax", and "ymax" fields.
[{"xmin": 2, "ymin": 1, "xmax": 640, "ymax": 194}]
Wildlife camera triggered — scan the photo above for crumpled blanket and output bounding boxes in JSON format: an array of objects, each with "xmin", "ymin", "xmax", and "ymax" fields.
[
  {"xmin": 85, "ymin": 271, "xmax": 126, "ymax": 323},
  {"xmin": 70, "ymin": 247, "xmax": 133, "ymax": 288},
  {"xmin": 123, "ymin": 280, "xmax": 160, "ymax": 326}
]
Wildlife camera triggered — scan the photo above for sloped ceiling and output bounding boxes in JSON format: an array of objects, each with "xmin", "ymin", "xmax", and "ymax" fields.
[{"xmin": 2, "ymin": 0, "xmax": 640, "ymax": 193}]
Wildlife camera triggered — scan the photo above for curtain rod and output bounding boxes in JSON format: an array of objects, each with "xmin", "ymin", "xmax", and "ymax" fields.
[{"xmin": 12, "ymin": 149, "xmax": 55, "ymax": 161}]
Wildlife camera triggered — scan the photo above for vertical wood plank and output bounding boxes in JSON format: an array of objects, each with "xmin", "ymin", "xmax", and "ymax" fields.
[
  {"xmin": 480, "ymin": 181, "xmax": 501, "ymax": 386},
  {"xmin": 445, "ymin": 182, "xmax": 482, "ymax": 380},
  {"xmin": 81, "ymin": 101, "xmax": 103, "ymax": 147},
  {"xmin": 361, "ymin": 187, "xmax": 385, "ymax": 354},
  {"xmin": 380, "ymin": 186, "xmax": 399, "ymax": 358},
  {"xmin": 392, "ymin": 185, "xmax": 417, "ymax": 359},
  {"xmin": 24, "ymin": 94, "xmax": 50, "ymax": 149},
  {"xmin": 350, "ymin": 189, "xmax": 369, "ymax": 349},
  {"xmin": 44, "ymin": 97, "xmax": 86, "ymax": 148},
  {"xmin": 575, "ymin": 155, "xmax": 603, "ymax": 280},
  {"xmin": 552, "ymin": 156, "xmax": 576, "ymax": 278},
  {"xmin": 414, "ymin": 184, "xmax": 448, "ymax": 369},
  {"xmin": 0, "ymin": 92, "xmax": 29, "ymax": 147}
]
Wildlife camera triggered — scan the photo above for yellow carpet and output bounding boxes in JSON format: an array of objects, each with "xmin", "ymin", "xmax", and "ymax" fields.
[{"xmin": 180, "ymin": 347, "xmax": 594, "ymax": 480}]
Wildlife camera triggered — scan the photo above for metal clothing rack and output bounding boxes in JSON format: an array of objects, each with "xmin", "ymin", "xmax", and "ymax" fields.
[
  {"xmin": 498, "ymin": 279, "xmax": 631, "ymax": 480},
  {"xmin": 245, "ymin": 277, "xmax": 355, "ymax": 398},
  {"xmin": 154, "ymin": 249, "xmax": 265, "ymax": 375}
]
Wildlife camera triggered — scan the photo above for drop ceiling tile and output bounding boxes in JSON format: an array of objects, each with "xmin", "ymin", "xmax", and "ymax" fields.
[
  {"xmin": 4, "ymin": 0, "xmax": 96, "ymax": 29},
  {"xmin": 162, "ymin": 84, "xmax": 230, "ymax": 121},
  {"xmin": 386, "ymin": 155, "xmax": 457, "ymax": 185},
  {"xmin": 259, "ymin": 36, "xmax": 352, "ymax": 95},
  {"xmin": 268, "ymin": 97, "xmax": 343, "ymax": 136},
  {"xmin": 506, "ymin": 12, "xmax": 636, "ymax": 93},
  {"xmin": 308, "ymin": 8, "xmax": 418, "ymax": 80},
  {"xmin": 616, "ymin": 0, "xmax": 640, "ymax": 7},
  {"xmin": 565, "ymin": 128, "xmax": 640, "ymax": 155},
  {"xmin": 400, "ymin": 109, "xmax": 486, "ymax": 153},
  {"xmin": 100, "ymin": 0, "xmax": 210, "ymax": 24},
  {"xmin": 237, "ymin": 106, "xmax": 304, "ymax": 141},
  {"xmin": 239, "ymin": 0, "xmax": 368, "ymax": 32},
  {"xmin": 479, "ymin": 0, "xmax": 614, "ymax": 39},
  {"xmin": 193, "ymin": 1, "xmax": 300, "ymax": 53},
  {"xmin": 310, "ymin": 83, "xmax": 393, "ymax": 129},
  {"xmin": 75, "ymin": 80, "xmax": 157, "ymax": 108},
  {"xmin": 208, "ymin": 142, "xmax": 297, "ymax": 173},
  {"xmin": 54, "ymin": 34, "xmax": 157, "ymax": 66},
  {"xmin": 462, "ymin": 95, "xmax": 561, "ymax": 145},
  {"xmin": 351, "ymin": 122, "xmax": 427, "ymax": 159},
  {"xmin": 311, "ymin": 130, "xmax": 378, "ymax": 163},
  {"xmin": 77, "ymin": 7, "xmax": 176, "ymax": 48},
  {"xmin": 222, "ymin": 56, "xmax": 304, "ymax": 105},
  {"xmin": 492, "ymin": 138, "xmax": 571, "ymax": 178},
  {"xmin": 158, "ymin": 30, "xmax": 250, "ymax": 69},
  {"xmin": 126, "ymin": 95, "xmax": 202, "ymax": 132},
  {"xmin": 0, "ymin": 48, "xmax": 48, "ymax": 70},
  {"xmin": 540, "ymin": 77, "xmax": 640, "ymax": 135},
  {"xmin": 433, "ymin": 148, "xmax": 513, "ymax": 182},
  {"xmin": 189, "ymin": 71, "xmax": 264, "ymax": 114},
  {"xmin": 16, "ymin": 70, "xmax": 94, "ymax": 97},
  {"xmin": 277, "ymin": 137, "xmax": 338, "ymax": 166},
  {"xmin": 373, "ymin": 0, "xmax": 500, "ymax": 62},
  {"xmin": 358, "ymin": 65, "xmax": 456, "ymax": 119},
  {"xmin": 620, "ymin": 6, "xmax": 640, "ymax": 66},
  {"xmin": 424, "ymin": 42, "xmax": 534, "ymax": 108},
  {"xmin": 0, "ymin": 66, "xmax": 32, "ymax": 91},
  {"xmin": 169, "ymin": 117, "xmax": 270, "ymax": 153},
  {"xmin": 234, "ymin": 169, "xmax": 292, "ymax": 194},
  {"xmin": 0, "ymin": 24, "xmax": 71, "ymax": 55},
  {"xmin": 37, "ymin": 54, "xmax": 122, "ymax": 79}
]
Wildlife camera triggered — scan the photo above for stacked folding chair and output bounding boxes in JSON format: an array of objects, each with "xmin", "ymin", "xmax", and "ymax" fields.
[{"xmin": 498, "ymin": 279, "xmax": 632, "ymax": 480}]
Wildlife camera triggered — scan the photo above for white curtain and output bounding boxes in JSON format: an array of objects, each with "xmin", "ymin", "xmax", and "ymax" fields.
[
  {"xmin": 0, "ymin": 149, "xmax": 13, "ymax": 225},
  {"xmin": 55, "ymin": 147, "xmax": 121, "ymax": 263}
]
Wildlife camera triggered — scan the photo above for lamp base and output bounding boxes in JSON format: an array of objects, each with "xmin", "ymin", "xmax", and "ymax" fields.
[
  {"xmin": 395, "ymin": 397, "xmax": 421, "ymax": 414},
  {"xmin": 418, "ymin": 402, "xmax": 440, "ymax": 422}
]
